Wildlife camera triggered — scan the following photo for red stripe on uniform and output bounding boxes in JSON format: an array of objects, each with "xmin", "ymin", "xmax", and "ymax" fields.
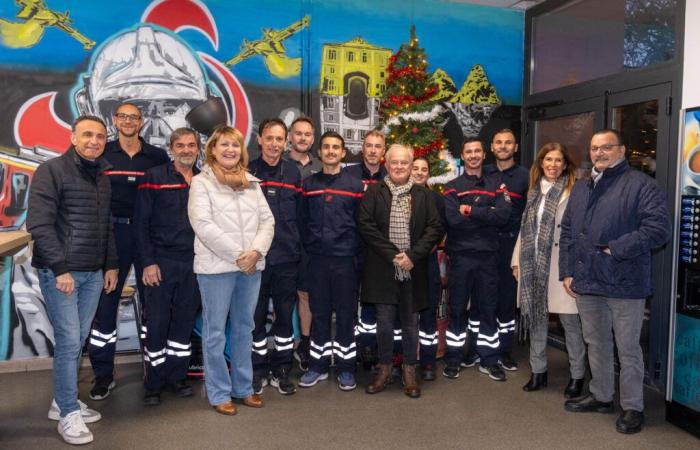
[
  {"xmin": 260, "ymin": 181, "xmax": 302, "ymax": 192},
  {"xmin": 457, "ymin": 190, "xmax": 495, "ymax": 197},
  {"xmin": 362, "ymin": 179, "xmax": 379, "ymax": 185},
  {"xmin": 138, "ymin": 183, "xmax": 188, "ymax": 190},
  {"xmin": 303, "ymin": 188, "xmax": 364, "ymax": 198},
  {"xmin": 443, "ymin": 188, "xmax": 457, "ymax": 196},
  {"xmin": 496, "ymin": 189, "xmax": 523, "ymax": 199},
  {"xmin": 104, "ymin": 170, "xmax": 145, "ymax": 176}
]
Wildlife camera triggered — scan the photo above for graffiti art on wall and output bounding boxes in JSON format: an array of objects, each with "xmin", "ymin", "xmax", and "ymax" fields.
[{"xmin": 0, "ymin": 0, "xmax": 524, "ymax": 361}]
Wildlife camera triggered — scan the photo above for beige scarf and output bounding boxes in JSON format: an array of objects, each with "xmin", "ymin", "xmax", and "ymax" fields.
[{"xmin": 211, "ymin": 163, "xmax": 249, "ymax": 191}]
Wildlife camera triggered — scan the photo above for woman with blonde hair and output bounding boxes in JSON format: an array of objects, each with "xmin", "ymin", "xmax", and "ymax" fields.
[
  {"xmin": 512, "ymin": 142, "xmax": 586, "ymax": 398},
  {"xmin": 188, "ymin": 126, "xmax": 275, "ymax": 415}
]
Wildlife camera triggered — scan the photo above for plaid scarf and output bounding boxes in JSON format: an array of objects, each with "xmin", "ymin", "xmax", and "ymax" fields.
[
  {"xmin": 384, "ymin": 176, "xmax": 413, "ymax": 281},
  {"xmin": 518, "ymin": 176, "xmax": 566, "ymax": 338}
]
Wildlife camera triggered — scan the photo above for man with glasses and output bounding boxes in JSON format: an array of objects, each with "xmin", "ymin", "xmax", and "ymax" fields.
[
  {"xmin": 559, "ymin": 129, "xmax": 670, "ymax": 434},
  {"xmin": 88, "ymin": 102, "xmax": 169, "ymax": 401}
]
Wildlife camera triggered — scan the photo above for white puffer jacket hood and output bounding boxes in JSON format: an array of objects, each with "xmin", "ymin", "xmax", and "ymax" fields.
[{"xmin": 188, "ymin": 164, "xmax": 275, "ymax": 274}]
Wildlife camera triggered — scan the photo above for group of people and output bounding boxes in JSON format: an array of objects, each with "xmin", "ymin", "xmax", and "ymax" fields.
[{"xmin": 26, "ymin": 100, "xmax": 671, "ymax": 445}]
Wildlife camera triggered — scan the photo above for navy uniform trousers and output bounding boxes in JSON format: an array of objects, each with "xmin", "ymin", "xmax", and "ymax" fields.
[
  {"xmin": 88, "ymin": 221, "xmax": 145, "ymax": 378},
  {"xmin": 418, "ymin": 251, "xmax": 441, "ymax": 367},
  {"xmin": 143, "ymin": 256, "xmax": 201, "ymax": 391},
  {"xmin": 308, "ymin": 255, "xmax": 357, "ymax": 374},
  {"xmin": 495, "ymin": 233, "xmax": 518, "ymax": 354},
  {"xmin": 252, "ymin": 262, "xmax": 298, "ymax": 376},
  {"xmin": 444, "ymin": 252, "xmax": 501, "ymax": 366}
]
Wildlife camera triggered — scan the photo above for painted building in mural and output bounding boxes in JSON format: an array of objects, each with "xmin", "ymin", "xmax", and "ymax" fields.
[
  {"xmin": 0, "ymin": 0, "xmax": 524, "ymax": 362},
  {"xmin": 319, "ymin": 37, "xmax": 391, "ymax": 154}
]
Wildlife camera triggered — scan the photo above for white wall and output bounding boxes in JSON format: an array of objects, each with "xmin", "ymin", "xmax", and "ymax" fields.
[{"xmin": 682, "ymin": 1, "xmax": 700, "ymax": 109}]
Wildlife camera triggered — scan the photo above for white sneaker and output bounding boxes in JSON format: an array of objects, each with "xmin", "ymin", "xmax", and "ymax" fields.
[
  {"xmin": 57, "ymin": 410, "xmax": 93, "ymax": 445},
  {"xmin": 49, "ymin": 399, "xmax": 101, "ymax": 423}
]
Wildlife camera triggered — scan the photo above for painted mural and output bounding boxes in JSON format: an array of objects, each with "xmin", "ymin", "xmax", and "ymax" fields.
[{"xmin": 0, "ymin": 0, "xmax": 524, "ymax": 361}]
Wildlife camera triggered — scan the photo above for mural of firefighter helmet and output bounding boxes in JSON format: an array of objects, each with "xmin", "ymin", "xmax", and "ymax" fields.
[{"xmin": 73, "ymin": 25, "xmax": 214, "ymax": 148}]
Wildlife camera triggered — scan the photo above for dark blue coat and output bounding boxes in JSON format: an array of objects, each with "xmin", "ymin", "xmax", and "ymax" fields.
[
  {"xmin": 249, "ymin": 158, "xmax": 302, "ymax": 266},
  {"xmin": 559, "ymin": 160, "xmax": 671, "ymax": 299},
  {"xmin": 301, "ymin": 170, "xmax": 364, "ymax": 257},
  {"xmin": 443, "ymin": 171, "xmax": 511, "ymax": 254},
  {"xmin": 344, "ymin": 162, "xmax": 387, "ymax": 189}
]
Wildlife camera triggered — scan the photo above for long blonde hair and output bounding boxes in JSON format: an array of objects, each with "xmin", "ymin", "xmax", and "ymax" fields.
[{"xmin": 528, "ymin": 142, "xmax": 576, "ymax": 193}]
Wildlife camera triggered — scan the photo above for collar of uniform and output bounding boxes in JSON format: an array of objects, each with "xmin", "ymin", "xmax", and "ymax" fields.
[
  {"xmin": 166, "ymin": 161, "xmax": 200, "ymax": 178},
  {"xmin": 462, "ymin": 172, "xmax": 484, "ymax": 183},
  {"xmin": 106, "ymin": 137, "xmax": 158, "ymax": 157},
  {"xmin": 363, "ymin": 163, "xmax": 386, "ymax": 179}
]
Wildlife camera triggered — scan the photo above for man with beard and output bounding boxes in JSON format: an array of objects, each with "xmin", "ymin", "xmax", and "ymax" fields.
[
  {"xmin": 481, "ymin": 129, "xmax": 529, "ymax": 372},
  {"xmin": 88, "ymin": 102, "xmax": 170, "ymax": 401},
  {"xmin": 284, "ymin": 116, "xmax": 321, "ymax": 372},
  {"xmin": 134, "ymin": 127, "xmax": 201, "ymax": 406}
]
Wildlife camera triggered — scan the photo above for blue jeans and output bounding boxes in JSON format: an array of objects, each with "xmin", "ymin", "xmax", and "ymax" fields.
[
  {"xmin": 38, "ymin": 269, "xmax": 104, "ymax": 417},
  {"xmin": 198, "ymin": 271, "xmax": 261, "ymax": 405}
]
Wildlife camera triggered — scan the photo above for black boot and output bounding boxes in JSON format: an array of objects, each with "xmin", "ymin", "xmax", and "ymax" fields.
[
  {"xmin": 522, "ymin": 372, "xmax": 548, "ymax": 392},
  {"xmin": 564, "ymin": 378, "xmax": 585, "ymax": 399}
]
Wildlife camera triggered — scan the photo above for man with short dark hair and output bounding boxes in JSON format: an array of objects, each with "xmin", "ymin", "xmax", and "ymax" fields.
[
  {"xmin": 135, "ymin": 127, "xmax": 201, "ymax": 406},
  {"xmin": 442, "ymin": 138, "xmax": 511, "ymax": 382},
  {"xmin": 249, "ymin": 118, "xmax": 302, "ymax": 395},
  {"xmin": 28, "ymin": 115, "xmax": 119, "ymax": 445},
  {"xmin": 560, "ymin": 129, "xmax": 670, "ymax": 434},
  {"xmin": 299, "ymin": 131, "xmax": 364, "ymax": 391},
  {"xmin": 87, "ymin": 102, "xmax": 169, "ymax": 401},
  {"xmin": 483, "ymin": 128, "xmax": 529, "ymax": 371}
]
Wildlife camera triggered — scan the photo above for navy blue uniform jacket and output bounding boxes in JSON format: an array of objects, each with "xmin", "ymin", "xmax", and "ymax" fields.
[
  {"xmin": 559, "ymin": 160, "xmax": 670, "ymax": 299},
  {"xmin": 301, "ymin": 170, "xmax": 364, "ymax": 257},
  {"xmin": 484, "ymin": 163, "xmax": 529, "ymax": 236},
  {"xmin": 249, "ymin": 157, "xmax": 302, "ymax": 266}
]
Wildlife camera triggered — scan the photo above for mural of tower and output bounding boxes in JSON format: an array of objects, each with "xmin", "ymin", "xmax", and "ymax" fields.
[{"xmin": 319, "ymin": 37, "xmax": 392, "ymax": 155}]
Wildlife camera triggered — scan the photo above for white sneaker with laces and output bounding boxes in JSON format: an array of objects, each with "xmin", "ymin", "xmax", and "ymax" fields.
[
  {"xmin": 48, "ymin": 399, "xmax": 102, "ymax": 423},
  {"xmin": 57, "ymin": 410, "xmax": 93, "ymax": 445}
]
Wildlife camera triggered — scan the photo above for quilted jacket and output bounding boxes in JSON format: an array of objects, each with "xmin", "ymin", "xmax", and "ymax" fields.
[{"xmin": 188, "ymin": 165, "xmax": 275, "ymax": 274}]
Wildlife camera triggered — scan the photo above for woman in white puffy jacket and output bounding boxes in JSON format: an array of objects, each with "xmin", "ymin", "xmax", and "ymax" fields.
[{"xmin": 188, "ymin": 126, "xmax": 274, "ymax": 416}]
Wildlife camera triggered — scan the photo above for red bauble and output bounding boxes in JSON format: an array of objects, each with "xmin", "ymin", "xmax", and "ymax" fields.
[{"xmin": 412, "ymin": 127, "xmax": 419, "ymax": 134}]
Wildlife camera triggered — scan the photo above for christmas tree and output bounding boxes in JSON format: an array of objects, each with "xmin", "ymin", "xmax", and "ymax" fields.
[{"xmin": 380, "ymin": 25, "xmax": 449, "ymax": 178}]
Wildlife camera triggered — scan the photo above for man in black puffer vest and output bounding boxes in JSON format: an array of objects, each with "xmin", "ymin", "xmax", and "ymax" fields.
[{"xmin": 28, "ymin": 115, "xmax": 118, "ymax": 445}]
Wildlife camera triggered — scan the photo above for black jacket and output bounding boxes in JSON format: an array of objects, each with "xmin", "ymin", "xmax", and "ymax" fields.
[
  {"xmin": 357, "ymin": 181, "xmax": 444, "ymax": 311},
  {"xmin": 27, "ymin": 148, "xmax": 118, "ymax": 275}
]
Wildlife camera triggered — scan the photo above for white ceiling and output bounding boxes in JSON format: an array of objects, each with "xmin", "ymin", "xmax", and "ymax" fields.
[{"xmin": 449, "ymin": 0, "xmax": 546, "ymax": 9}]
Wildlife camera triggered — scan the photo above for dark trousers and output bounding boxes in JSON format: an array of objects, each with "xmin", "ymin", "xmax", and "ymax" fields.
[
  {"xmin": 445, "ymin": 252, "xmax": 501, "ymax": 366},
  {"xmin": 143, "ymin": 256, "xmax": 200, "ymax": 391},
  {"xmin": 88, "ymin": 221, "xmax": 145, "ymax": 379},
  {"xmin": 308, "ymin": 255, "xmax": 357, "ymax": 374},
  {"xmin": 376, "ymin": 281, "xmax": 418, "ymax": 365},
  {"xmin": 495, "ymin": 234, "xmax": 517, "ymax": 353},
  {"xmin": 418, "ymin": 252, "xmax": 440, "ymax": 366},
  {"xmin": 252, "ymin": 262, "xmax": 298, "ymax": 376},
  {"xmin": 356, "ymin": 302, "xmax": 377, "ymax": 347}
]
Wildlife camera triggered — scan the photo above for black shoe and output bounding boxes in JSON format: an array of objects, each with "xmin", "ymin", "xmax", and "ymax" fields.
[
  {"xmin": 252, "ymin": 375, "xmax": 268, "ymax": 395},
  {"xmin": 478, "ymin": 364, "xmax": 507, "ymax": 381},
  {"xmin": 360, "ymin": 345, "xmax": 378, "ymax": 372},
  {"xmin": 294, "ymin": 341, "xmax": 310, "ymax": 372},
  {"xmin": 169, "ymin": 380, "xmax": 193, "ymax": 398},
  {"xmin": 442, "ymin": 364, "xmax": 461, "ymax": 379},
  {"xmin": 422, "ymin": 365, "xmax": 436, "ymax": 381},
  {"xmin": 616, "ymin": 410, "xmax": 644, "ymax": 434},
  {"xmin": 143, "ymin": 390, "xmax": 161, "ymax": 406},
  {"xmin": 460, "ymin": 353, "xmax": 480, "ymax": 368},
  {"xmin": 522, "ymin": 372, "xmax": 548, "ymax": 392},
  {"xmin": 564, "ymin": 394, "xmax": 614, "ymax": 413},
  {"xmin": 89, "ymin": 377, "xmax": 115, "ymax": 401},
  {"xmin": 564, "ymin": 378, "xmax": 585, "ymax": 399},
  {"xmin": 498, "ymin": 353, "xmax": 518, "ymax": 371},
  {"xmin": 270, "ymin": 369, "xmax": 297, "ymax": 395}
]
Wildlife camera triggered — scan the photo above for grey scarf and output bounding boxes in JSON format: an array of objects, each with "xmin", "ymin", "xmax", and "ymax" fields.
[
  {"xmin": 518, "ymin": 176, "xmax": 566, "ymax": 337},
  {"xmin": 384, "ymin": 177, "xmax": 413, "ymax": 281}
]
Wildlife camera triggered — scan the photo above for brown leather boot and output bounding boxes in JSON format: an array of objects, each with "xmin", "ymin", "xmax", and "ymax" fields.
[
  {"xmin": 365, "ymin": 364, "xmax": 392, "ymax": 394},
  {"xmin": 402, "ymin": 364, "xmax": 421, "ymax": 398}
]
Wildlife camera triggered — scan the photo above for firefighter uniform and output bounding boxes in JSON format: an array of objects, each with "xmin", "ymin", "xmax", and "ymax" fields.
[
  {"xmin": 88, "ymin": 139, "xmax": 169, "ymax": 380},
  {"xmin": 443, "ymin": 172, "xmax": 511, "ymax": 367},
  {"xmin": 484, "ymin": 163, "xmax": 529, "ymax": 356},
  {"xmin": 134, "ymin": 162, "xmax": 201, "ymax": 391},
  {"xmin": 301, "ymin": 170, "xmax": 364, "ymax": 375},
  {"xmin": 248, "ymin": 158, "xmax": 302, "ymax": 379}
]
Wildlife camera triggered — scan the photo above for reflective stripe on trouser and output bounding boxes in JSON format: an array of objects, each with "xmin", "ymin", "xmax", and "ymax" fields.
[
  {"xmin": 143, "ymin": 256, "xmax": 201, "ymax": 391},
  {"xmin": 445, "ymin": 252, "xmax": 501, "ymax": 366},
  {"xmin": 495, "ymin": 234, "xmax": 517, "ymax": 353},
  {"xmin": 88, "ymin": 222, "xmax": 145, "ymax": 378},
  {"xmin": 308, "ymin": 255, "xmax": 357, "ymax": 373},
  {"xmin": 418, "ymin": 251, "xmax": 440, "ymax": 366},
  {"xmin": 252, "ymin": 262, "xmax": 298, "ymax": 376},
  {"xmin": 356, "ymin": 302, "xmax": 377, "ymax": 347}
]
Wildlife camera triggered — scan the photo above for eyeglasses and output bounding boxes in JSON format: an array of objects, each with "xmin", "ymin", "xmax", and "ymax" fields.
[
  {"xmin": 115, "ymin": 113, "xmax": 142, "ymax": 122},
  {"xmin": 590, "ymin": 144, "xmax": 621, "ymax": 153},
  {"xmin": 388, "ymin": 160, "xmax": 411, "ymax": 167}
]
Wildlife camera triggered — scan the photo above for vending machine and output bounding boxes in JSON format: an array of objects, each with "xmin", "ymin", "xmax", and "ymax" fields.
[{"xmin": 667, "ymin": 108, "xmax": 700, "ymax": 438}]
